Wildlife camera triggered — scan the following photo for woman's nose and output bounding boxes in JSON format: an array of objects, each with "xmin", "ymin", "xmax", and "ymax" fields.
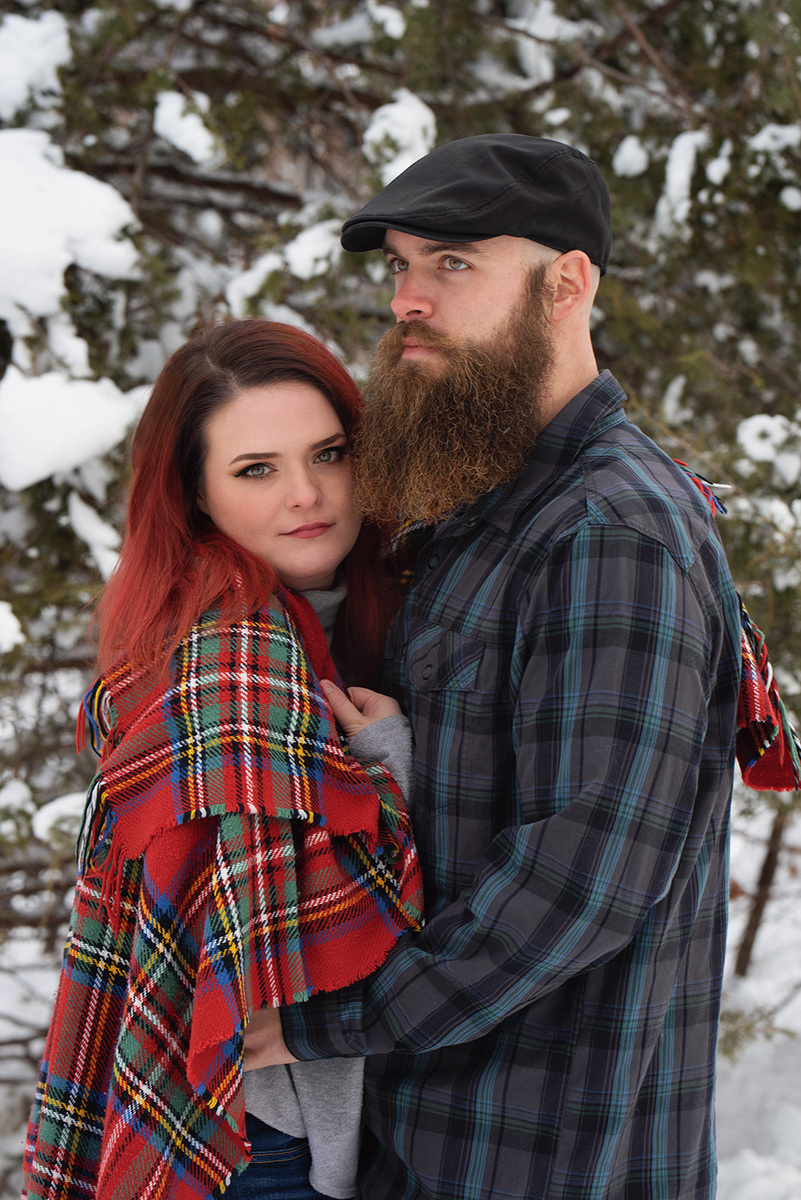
[{"xmin": 285, "ymin": 467, "xmax": 322, "ymax": 508}]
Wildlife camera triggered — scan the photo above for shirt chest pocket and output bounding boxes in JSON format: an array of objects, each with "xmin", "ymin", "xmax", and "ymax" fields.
[{"xmin": 407, "ymin": 626, "xmax": 486, "ymax": 692}]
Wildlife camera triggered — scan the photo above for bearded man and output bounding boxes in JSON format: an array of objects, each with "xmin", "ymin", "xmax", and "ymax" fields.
[{"xmin": 246, "ymin": 135, "xmax": 742, "ymax": 1200}]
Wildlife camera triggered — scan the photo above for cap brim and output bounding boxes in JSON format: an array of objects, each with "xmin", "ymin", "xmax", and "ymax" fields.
[{"xmin": 340, "ymin": 219, "xmax": 491, "ymax": 253}]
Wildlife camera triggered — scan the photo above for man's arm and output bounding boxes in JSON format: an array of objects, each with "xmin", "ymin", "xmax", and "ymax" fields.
[{"xmin": 277, "ymin": 523, "xmax": 739, "ymax": 1063}]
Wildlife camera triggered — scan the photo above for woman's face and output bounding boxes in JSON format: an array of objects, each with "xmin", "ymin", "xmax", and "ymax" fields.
[{"xmin": 197, "ymin": 381, "xmax": 362, "ymax": 590}]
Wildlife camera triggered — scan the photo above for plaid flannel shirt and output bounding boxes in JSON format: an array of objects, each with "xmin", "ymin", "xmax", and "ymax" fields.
[{"xmin": 283, "ymin": 372, "xmax": 742, "ymax": 1200}]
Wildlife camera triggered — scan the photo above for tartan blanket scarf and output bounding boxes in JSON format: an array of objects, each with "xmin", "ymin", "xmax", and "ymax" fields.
[
  {"xmin": 738, "ymin": 601, "xmax": 801, "ymax": 791},
  {"xmin": 679, "ymin": 463, "xmax": 800, "ymax": 792},
  {"xmin": 23, "ymin": 588, "xmax": 423, "ymax": 1200}
]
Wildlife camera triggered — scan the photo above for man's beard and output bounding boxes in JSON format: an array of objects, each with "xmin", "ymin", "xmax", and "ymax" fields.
[{"xmin": 353, "ymin": 267, "xmax": 555, "ymax": 525}]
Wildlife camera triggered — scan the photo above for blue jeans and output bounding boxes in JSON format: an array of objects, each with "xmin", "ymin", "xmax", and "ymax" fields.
[{"xmin": 225, "ymin": 1112, "xmax": 323, "ymax": 1200}]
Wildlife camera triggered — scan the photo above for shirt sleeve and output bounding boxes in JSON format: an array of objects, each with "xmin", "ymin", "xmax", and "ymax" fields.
[{"xmin": 281, "ymin": 522, "xmax": 736, "ymax": 1060}]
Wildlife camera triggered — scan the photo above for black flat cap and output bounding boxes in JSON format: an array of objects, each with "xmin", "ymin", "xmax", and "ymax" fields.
[{"xmin": 341, "ymin": 133, "xmax": 612, "ymax": 274}]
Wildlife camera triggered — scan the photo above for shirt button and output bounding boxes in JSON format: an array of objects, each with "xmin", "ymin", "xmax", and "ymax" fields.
[
  {"xmin": 421, "ymin": 664, "xmax": 433, "ymax": 680},
  {"xmin": 427, "ymin": 553, "xmax": 439, "ymax": 569}
]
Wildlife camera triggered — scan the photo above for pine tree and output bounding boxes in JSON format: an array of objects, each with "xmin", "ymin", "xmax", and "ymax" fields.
[{"xmin": 1, "ymin": 1, "xmax": 799, "ymax": 1187}]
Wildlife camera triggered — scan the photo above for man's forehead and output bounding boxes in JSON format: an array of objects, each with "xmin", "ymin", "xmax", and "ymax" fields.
[{"xmin": 381, "ymin": 231, "xmax": 502, "ymax": 257}]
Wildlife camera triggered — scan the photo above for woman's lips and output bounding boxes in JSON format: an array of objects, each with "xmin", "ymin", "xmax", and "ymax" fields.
[{"xmin": 282, "ymin": 522, "xmax": 333, "ymax": 538}]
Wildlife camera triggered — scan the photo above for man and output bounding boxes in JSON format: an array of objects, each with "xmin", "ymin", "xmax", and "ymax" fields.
[{"xmin": 246, "ymin": 134, "xmax": 741, "ymax": 1200}]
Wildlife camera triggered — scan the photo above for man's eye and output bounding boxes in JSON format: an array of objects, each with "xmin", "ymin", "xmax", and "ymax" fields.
[
  {"xmin": 387, "ymin": 258, "xmax": 408, "ymax": 274},
  {"xmin": 443, "ymin": 256, "xmax": 468, "ymax": 270}
]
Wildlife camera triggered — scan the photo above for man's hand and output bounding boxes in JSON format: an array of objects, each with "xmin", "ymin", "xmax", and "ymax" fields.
[
  {"xmin": 243, "ymin": 1007, "xmax": 298, "ymax": 1070},
  {"xmin": 321, "ymin": 679, "xmax": 402, "ymax": 738}
]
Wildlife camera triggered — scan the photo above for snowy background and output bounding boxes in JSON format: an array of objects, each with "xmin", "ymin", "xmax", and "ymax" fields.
[
  {"xmin": 1, "ymin": 785, "xmax": 800, "ymax": 1198},
  {"xmin": 1, "ymin": 3, "xmax": 800, "ymax": 1197}
]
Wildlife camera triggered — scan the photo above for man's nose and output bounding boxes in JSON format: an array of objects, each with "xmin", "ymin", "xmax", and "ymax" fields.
[{"xmin": 390, "ymin": 271, "xmax": 434, "ymax": 321}]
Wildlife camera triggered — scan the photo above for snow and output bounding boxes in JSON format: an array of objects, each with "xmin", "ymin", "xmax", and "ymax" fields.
[
  {"xmin": 310, "ymin": 2, "xmax": 407, "ymax": 48},
  {"xmin": 30, "ymin": 791, "xmax": 86, "ymax": 846},
  {"xmin": 737, "ymin": 414, "xmax": 795, "ymax": 463},
  {"xmin": 311, "ymin": 10, "xmax": 374, "ymax": 48},
  {"xmin": 67, "ymin": 491, "xmax": 120, "ymax": 580},
  {"xmin": 284, "ymin": 220, "xmax": 343, "ymax": 280},
  {"xmin": 714, "ymin": 789, "xmax": 801, "ymax": 1199},
  {"xmin": 507, "ymin": 0, "xmax": 600, "ymax": 86},
  {"xmin": 748, "ymin": 124, "xmax": 801, "ymax": 155},
  {"xmin": 0, "ymin": 367, "xmax": 141, "ymax": 491},
  {"xmin": 612, "ymin": 134, "xmax": 649, "ymax": 178},
  {"xmin": 780, "ymin": 186, "xmax": 801, "ymax": 212},
  {"xmin": 154, "ymin": 90, "xmax": 219, "ymax": 166},
  {"xmin": 0, "ymin": 781, "xmax": 799, "ymax": 1197},
  {"xmin": 0, "ymin": 603, "xmax": 24, "ymax": 653},
  {"xmin": 706, "ymin": 140, "xmax": 733, "ymax": 186},
  {"xmin": 363, "ymin": 88, "xmax": 437, "ymax": 185},
  {"xmin": 654, "ymin": 129, "xmax": 710, "ymax": 237},
  {"xmin": 0, "ymin": 10, "xmax": 70, "ymax": 121},
  {"xmin": 365, "ymin": 1, "xmax": 406, "ymax": 40},
  {"xmin": 737, "ymin": 414, "xmax": 801, "ymax": 490},
  {"xmin": 662, "ymin": 373, "xmax": 693, "ymax": 425},
  {"xmin": 0, "ymin": 129, "xmax": 138, "ymax": 337}
]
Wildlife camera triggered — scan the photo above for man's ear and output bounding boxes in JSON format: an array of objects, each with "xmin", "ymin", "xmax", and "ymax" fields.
[{"xmin": 549, "ymin": 251, "xmax": 596, "ymax": 322}]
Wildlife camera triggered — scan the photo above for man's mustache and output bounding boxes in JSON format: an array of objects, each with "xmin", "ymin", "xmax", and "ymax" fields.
[{"xmin": 378, "ymin": 321, "xmax": 457, "ymax": 355}]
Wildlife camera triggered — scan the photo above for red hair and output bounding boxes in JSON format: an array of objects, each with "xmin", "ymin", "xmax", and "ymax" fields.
[{"xmin": 95, "ymin": 319, "xmax": 397, "ymax": 684}]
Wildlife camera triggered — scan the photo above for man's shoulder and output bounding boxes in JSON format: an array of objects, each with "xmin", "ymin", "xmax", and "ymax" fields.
[{"xmin": 519, "ymin": 416, "xmax": 722, "ymax": 571}]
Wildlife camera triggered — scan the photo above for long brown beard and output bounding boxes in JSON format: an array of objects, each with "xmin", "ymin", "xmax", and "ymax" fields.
[{"xmin": 354, "ymin": 267, "xmax": 555, "ymax": 524}]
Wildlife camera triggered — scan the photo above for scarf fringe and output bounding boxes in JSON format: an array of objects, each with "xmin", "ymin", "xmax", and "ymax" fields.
[{"xmin": 738, "ymin": 602, "xmax": 801, "ymax": 791}]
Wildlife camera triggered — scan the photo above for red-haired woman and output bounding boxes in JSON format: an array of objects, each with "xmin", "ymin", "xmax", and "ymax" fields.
[{"xmin": 23, "ymin": 320, "xmax": 423, "ymax": 1200}]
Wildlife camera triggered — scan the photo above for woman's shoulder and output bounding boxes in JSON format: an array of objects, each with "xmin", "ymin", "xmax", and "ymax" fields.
[
  {"xmin": 83, "ymin": 592, "xmax": 307, "ymax": 753},
  {"xmin": 189, "ymin": 592, "xmax": 297, "ymax": 651}
]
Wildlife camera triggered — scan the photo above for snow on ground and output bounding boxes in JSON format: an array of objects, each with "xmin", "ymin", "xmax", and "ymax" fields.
[
  {"xmin": 0, "ymin": 781, "xmax": 799, "ymax": 1197},
  {"xmin": 715, "ymin": 786, "xmax": 801, "ymax": 1200}
]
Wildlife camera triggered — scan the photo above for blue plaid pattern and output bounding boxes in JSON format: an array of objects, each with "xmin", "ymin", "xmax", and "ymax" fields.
[{"xmin": 283, "ymin": 372, "xmax": 742, "ymax": 1200}]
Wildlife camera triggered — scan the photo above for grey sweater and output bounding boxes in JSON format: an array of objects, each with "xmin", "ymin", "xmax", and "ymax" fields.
[{"xmin": 243, "ymin": 583, "xmax": 412, "ymax": 1198}]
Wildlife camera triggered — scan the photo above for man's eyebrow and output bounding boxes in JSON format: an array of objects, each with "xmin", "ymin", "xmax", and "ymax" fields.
[
  {"xmin": 382, "ymin": 237, "xmax": 488, "ymax": 258},
  {"xmin": 229, "ymin": 433, "xmax": 345, "ymax": 466}
]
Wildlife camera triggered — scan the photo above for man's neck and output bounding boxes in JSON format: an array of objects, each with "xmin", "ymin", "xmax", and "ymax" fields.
[{"xmin": 541, "ymin": 342, "xmax": 599, "ymax": 426}]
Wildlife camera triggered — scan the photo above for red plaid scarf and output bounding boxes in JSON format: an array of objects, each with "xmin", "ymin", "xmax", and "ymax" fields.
[
  {"xmin": 738, "ymin": 602, "xmax": 801, "ymax": 791},
  {"xmin": 678, "ymin": 462, "xmax": 800, "ymax": 792},
  {"xmin": 23, "ymin": 588, "xmax": 423, "ymax": 1200}
]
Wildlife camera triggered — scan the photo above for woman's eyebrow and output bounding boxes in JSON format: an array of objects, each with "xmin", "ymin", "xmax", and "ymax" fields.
[
  {"xmin": 228, "ymin": 433, "xmax": 346, "ymax": 465},
  {"xmin": 310, "ymin": 432, "xmax": 348, "ymax": 450}
]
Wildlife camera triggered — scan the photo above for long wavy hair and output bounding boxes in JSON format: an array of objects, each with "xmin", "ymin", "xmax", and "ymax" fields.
[{"xmin": 94, "ymin": 319, "xmax": 397, "ymax": 684}]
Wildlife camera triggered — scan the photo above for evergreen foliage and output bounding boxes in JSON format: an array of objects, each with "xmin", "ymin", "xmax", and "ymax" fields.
[{"xmin": 0, "ymin": 1, "xmax": 799, "ymax": 1177}]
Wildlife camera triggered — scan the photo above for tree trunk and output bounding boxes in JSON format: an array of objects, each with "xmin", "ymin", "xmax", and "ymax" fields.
[{"xmin": 734, "ymin": 804, "xmax": 789, "ymax": 978}]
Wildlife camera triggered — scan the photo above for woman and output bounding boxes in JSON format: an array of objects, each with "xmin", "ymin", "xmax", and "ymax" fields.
[{"xmin": 22, "ymin": 320, "xmax": 423, "ymax": 1200}]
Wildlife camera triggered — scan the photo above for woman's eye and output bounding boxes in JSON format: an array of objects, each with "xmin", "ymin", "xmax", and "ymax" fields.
[
  {"xmin": 315, "ymin": 446, "xmax": 346, "ymax": 465},
  {"xmin": 237, "ymin": 462, "xmax": 271, "ymax": 478}
]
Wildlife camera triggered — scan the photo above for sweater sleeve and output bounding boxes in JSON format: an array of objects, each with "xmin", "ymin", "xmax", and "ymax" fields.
[{"xmin": 348, "ymin": 714, "xmax": 413, "ymax": 806}]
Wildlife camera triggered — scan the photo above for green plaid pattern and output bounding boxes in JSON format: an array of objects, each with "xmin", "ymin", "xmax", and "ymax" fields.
[{"xmin": 284, "ymin": 373, "xmax": 742, "ymax": 1200}]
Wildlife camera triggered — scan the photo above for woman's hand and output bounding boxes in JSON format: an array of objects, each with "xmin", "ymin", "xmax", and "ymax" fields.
[
  {"xmin": 320, "ymin": 680, "xmax": 402, "ymax": 739},
  {"xmin": 243, "ymin": 1007, "xmax": 298, "ymax": 1070}
]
